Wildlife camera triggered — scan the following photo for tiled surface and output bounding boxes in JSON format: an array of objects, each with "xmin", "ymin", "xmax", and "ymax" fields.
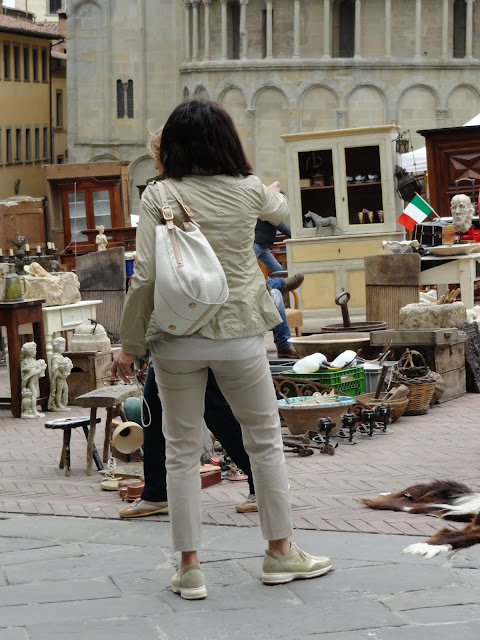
[{"xmin": 0, "ymin": 355, "xmax": 477, "ymax": 537}]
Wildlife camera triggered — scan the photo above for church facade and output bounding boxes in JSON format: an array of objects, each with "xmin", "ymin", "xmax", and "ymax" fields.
[{"xmin": 66, "ymin": 0, "xmax": 480, "ymax": 211}]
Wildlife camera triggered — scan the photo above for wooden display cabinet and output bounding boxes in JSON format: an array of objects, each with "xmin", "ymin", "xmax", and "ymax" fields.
[
  {"xmin": 418, "ymin": 124, "xmax": 480, "ymax": 219},
  {"xmin": 43, "ymin": 161, "xmax": 131, "ymax": 268},
  {"xmin": 281, "ymin": 125, "xmax": 405, "ymax": 333}
]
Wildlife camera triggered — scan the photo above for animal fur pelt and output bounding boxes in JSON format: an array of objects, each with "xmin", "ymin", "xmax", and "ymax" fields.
[
  {"xmin": 360, "ymin": 480, "xmax": 480, "ymax": 557},
  {"xmin": 304, "ymin": 211, "xmax": 343, "ymax": 236}
]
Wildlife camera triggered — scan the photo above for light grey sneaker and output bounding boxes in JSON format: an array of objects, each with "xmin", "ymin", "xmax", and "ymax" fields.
[
  {"xmin": 262, "ymin": 543, "xmax": 332, "ymax": 585},
  {"xmin": 171, "ymin": 564, "xmax": 208, "ymax": 600}
]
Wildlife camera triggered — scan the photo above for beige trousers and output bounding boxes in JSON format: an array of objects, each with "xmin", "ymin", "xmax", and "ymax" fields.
[{"xmin": 150, "ymin": 352, "xmax": 293, "ymax": 552}]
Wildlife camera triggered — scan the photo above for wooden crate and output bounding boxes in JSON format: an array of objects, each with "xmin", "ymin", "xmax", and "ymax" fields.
[{"xmin": 64, "ymin": 350, "xmax": 114, "ymax": 405}]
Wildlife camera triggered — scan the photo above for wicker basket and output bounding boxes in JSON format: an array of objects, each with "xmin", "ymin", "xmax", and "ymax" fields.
[
  {"xmin": 391, "ymin": 350, "xmax": 436, "ymax": 416},
  {"xmin": 355, "ymin": 392, "xmax": 410, "ymax": 422}
]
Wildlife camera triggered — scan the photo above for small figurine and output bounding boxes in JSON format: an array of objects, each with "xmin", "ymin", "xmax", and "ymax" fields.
[
  {"xmin": 95, "ymin": 225, "xmax": 108, "ymax": 251},
  {"xmin": 48, "ymin": 337, "xmax": 73, "ymax": 412},
  {"xmin": 451, "ymin": 194, "xmax": 474, "ymax": 232},
  {"xmin": 304, "ymin": 211, "xmax": 343, "ymax": 236},
  {"xmin": 21, "ymin": 341, "xmax": 47, "ymax": 418}
]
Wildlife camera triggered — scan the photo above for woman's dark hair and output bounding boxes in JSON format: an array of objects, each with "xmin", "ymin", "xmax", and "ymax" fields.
[{"xmin": 159, "ymin": 99, "xmax": 253, "ymax": 180}]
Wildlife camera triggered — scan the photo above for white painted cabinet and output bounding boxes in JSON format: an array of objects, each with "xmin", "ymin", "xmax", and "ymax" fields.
[{"xmin": 281, "ymin": 126, "xmax": 405, "ymax": 332}]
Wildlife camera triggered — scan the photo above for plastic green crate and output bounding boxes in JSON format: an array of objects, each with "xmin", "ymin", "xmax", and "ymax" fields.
[{"xmin": 279, "ymin": 365, "xmax": 365, "ymax": 397}]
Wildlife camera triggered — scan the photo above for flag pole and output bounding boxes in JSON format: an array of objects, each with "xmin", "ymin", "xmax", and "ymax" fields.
[{"xmin": 415, "ymin": 192, "xmax": 441, "ymax": 219}]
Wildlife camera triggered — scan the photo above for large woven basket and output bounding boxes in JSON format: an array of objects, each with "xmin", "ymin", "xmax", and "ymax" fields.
[
  {"xmin": 355, "ymin": 392, "xmax": 409, "ymax": 422},
  {"xmin": 391, "ymin": 350, "xmax": 436, "ymax": 416}
]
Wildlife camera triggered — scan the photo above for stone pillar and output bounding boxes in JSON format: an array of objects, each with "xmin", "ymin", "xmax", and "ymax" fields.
[
  {"xmin": 293, "ymin": 0, "xmax": 300, "ymax": 58},
  {"xmin": 183, "ymin": 1, "xmax": 192, "ymax": 61},
  {"xmin": 240, "ymin": 0, "xmax": 249, "ymax": 60},
  {"xmin": 441, "ymin": 0, "xmax": 449, "ymax": 59},
  {"xmin": 354, "ymin": 0, "xmax": 361, "ymax": 59},
  {"xmin": 265, "ymin": 0, "xmax": 273, "ymax": 59},
  {"xmin": 246, "ymin": 109, "xmax": 256, "ymax": 167},
  {"xmin": 465, "ymin": 0, "xmax": 474, "ymax": 58},
  {"xmin": 337, "ymin": 109, "xmax": 348, "ymax": 128},
  {"xmin": 191, "ymin": 0, "xmax": 200, "ymax": 61},
  {"xmin": 415, "ymin": 0, "xmax": 422, "ymax": 59},
  {"xmin": 385, "ymin": 0, "xmax": 391, "ymax": 57},
  {"xmin": 323, "ymin": 0, "xmax": 331, "ymax": 58},
  {"xmin": 221, "ymin": 0, "xmax": 228, "ymax": 59},
  {"xmin": 203, "ymin": 0, "xmax": 212, "ymax": 60},
  {"xmin": 436, "ymin": 108, "xmax": 448, "ymax": 124}
]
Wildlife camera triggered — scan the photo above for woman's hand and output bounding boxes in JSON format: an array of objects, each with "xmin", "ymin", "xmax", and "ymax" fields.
[
  {"xmin": 111, "ymin": 350, "xmax": 136, "ymax": 384},
  {"xmin": 268, "ymin": 181, "xmax": 281, "ymax": 193}
]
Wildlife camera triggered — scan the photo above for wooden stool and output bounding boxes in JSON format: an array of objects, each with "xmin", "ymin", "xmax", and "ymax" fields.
[
  {"xmin": 75, "ymin": 385, "xmax": 142, "ymax": 475},
  {"xmin": 45, "ymin": 416, "xmax": 103, "ymax": 476}
]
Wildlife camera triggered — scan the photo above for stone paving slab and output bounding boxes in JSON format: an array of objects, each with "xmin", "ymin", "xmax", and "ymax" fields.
[{"xmin": 0, "ymin": 514, "xmax": 479, "ymax": 638}]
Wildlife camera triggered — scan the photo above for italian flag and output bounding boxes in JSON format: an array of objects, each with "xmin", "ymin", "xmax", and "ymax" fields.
[{"xmin": 397, "ymin": 194, "xmax": 433, "ymax": 231}]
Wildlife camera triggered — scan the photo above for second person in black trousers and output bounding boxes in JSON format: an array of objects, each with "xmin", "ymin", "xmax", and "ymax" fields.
[{"xmin": 120, "ymin": 363, "xmax": 258, "ymax": 518}]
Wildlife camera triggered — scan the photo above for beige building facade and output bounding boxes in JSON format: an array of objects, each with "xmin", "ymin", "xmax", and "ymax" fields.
[
  {"xmin": 66, "ymin": 0, "xmax": 480, "ymax": 213},
  {"xmin": 12, "ymin": 0, "xmax": 64, "ymax": 23},
  {"xmin": 0, "ymin": 14, "xmax": 61, "ymax": 199}
]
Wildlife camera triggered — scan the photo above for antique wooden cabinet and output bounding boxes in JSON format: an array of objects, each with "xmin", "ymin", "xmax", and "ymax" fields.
[
  {"xmin": 418, "ymin": 125, "xmax": 480, "ymax": 219},
  {"xmin": 281, "ymin": 125, "xmax": 405, "ymax": 332},
  {"xmin": 43, "ymin": 161, "xmax": 131, "ymax": 268}
]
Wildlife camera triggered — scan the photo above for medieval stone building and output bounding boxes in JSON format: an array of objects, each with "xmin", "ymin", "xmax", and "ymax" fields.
[{"xmin": 66, "ymin": 0, "xmax": 480, "ymax": 211}]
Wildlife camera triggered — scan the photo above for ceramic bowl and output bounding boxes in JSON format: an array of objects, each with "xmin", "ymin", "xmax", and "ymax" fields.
[
  {"xmin": 278, "ymin": 395, "xmax": 354, "ymax": 435},
  {"xmin": 368, "ymin": 173, "xmax": 379, "ymax": 181},
  {"xmin": 346, "ymin": 176, "xmax": 354, "ymax": 183},
  {"xmin": 355, "ymin": 175, "xmax": 366, "ymax": 182}
]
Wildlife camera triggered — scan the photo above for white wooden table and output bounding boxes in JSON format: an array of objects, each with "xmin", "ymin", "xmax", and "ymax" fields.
[
  {"xmin": 2, "ymin": 299, "xmax": 103, "ymax": 368},
  {"xmin": 420, "ymin": 254, "xmax": 480, "ymax": 309}
]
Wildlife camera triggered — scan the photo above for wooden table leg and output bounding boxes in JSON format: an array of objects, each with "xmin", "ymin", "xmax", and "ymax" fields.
[
  {"xmin": 82, "ymin": 426, "xmax": 104, "ymax": 471},
  {"xmin": 86, "ymin": 408, "xmax": 97, "ymax": 476},
  {"xmin": 5, "ymin": 319, "xmax": 22, "ymax": 418},
  {"xmin": 59, "ymin": 435, "xmax": 66, "ymax": 469},
  {"xmin": 103, "ymin": 406, "xmax": 114, "ymax": 463},
  {"xmin": 63, "ymin": 428, "xmax": 72, "ymax": 477}
]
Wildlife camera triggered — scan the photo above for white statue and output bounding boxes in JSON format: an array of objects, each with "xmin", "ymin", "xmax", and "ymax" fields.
[
  {"xmin": 48, "ymin": 337, "xmax": 73, "ymax": 412},
  {"xmin": 451, "ymin": 194, "xmax": 474, "ymax": 232},
  {"xmin": 96, "ymin": 225, "xmax": 108, "ymax": 251},
  {"xmin": 21, "ymin": 341, "xmax": 47, "ymax": 419}
]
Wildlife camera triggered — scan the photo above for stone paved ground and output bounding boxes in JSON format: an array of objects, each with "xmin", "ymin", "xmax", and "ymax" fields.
[
  {"xmin": 2, "ymin": 352, "xmax": 480, "ymax": 638},
  {"xmin": 1, "ymin": 513, "xmax": 480, "ymax": 638}
]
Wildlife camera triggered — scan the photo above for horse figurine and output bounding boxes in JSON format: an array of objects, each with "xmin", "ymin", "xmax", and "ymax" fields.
[{"xmin": 304, "ymin": 211, "xmax": 343, "ymax": 236}]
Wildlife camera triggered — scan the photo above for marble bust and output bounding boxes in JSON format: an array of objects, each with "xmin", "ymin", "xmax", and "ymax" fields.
[
  {"xmin": 451, "ymin": 194, "xmax": 474, "ymax": 232},
  {"xmin": 21, "ymin": 341, "xmax": 47, "ymax": 419}
]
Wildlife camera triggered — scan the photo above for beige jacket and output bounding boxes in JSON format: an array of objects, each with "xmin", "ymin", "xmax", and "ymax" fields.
[{"xmin": 120, "ymin": 174, "xmax": 289, "ymax": 356}]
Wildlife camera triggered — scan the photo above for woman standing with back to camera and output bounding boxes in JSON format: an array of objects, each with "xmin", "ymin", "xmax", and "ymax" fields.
[{"xmin": 112, "ymin": 98, "xmax": 332, "ymax": 600}]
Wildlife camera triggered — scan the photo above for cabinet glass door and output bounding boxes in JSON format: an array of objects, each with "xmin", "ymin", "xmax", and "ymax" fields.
[
  {"xmin": 297, "ymin": 149, "xmax": 336, "ymax": 229},
  {"xmin": 67, "ymin": 192, "xmax": 88, "ymax": 242},
  {"xmin": 344, "ymin": 145, "xmax": 384, "ymax": 226},
  {"xmin": 92, "ymin": 189, "xmax": 113, "ymax": 230}
]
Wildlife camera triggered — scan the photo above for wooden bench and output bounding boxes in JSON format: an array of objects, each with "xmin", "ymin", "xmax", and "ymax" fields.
[{"xmin": 75, "ymin": 385, "xmax": 142, "ymax": 474}]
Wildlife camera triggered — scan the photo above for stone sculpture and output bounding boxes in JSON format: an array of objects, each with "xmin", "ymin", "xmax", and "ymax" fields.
[
  {"xmin": 48, "ymin": 337, "xmax": 73, "ymax": 412},
  {"xmin": 21, "ymin": 341, "xmax": 47, "ymax": 418},
  {"xmin": 451, "ymin": 194, "xmax": 474, "ymax": 232},
  {"xmin": 96, "ymin": 225, "xmax": 108, "ymax": 251}
]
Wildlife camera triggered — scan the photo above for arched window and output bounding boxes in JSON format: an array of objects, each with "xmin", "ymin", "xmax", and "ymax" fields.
[
  {"xmin": 230, "ymin": 1, "xmax": 240, "ymax": 59},
  {"xmin": 127, "ymin": 80, "xmax": 134, "ymax": 119},
  {"xmin": 453, "ymin": 0, "xmax": 466, "ymax": 58},
  {"xmin": 116, "ymin": 79, "xmax": 125, "ymax": 118},
  {"xmin": 333, "ymin": 0, "xmax": 355, "ymax": 58},
  {"xmin": 116, "ymin": 80, "xmax": 134, "ymax": 119}
]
